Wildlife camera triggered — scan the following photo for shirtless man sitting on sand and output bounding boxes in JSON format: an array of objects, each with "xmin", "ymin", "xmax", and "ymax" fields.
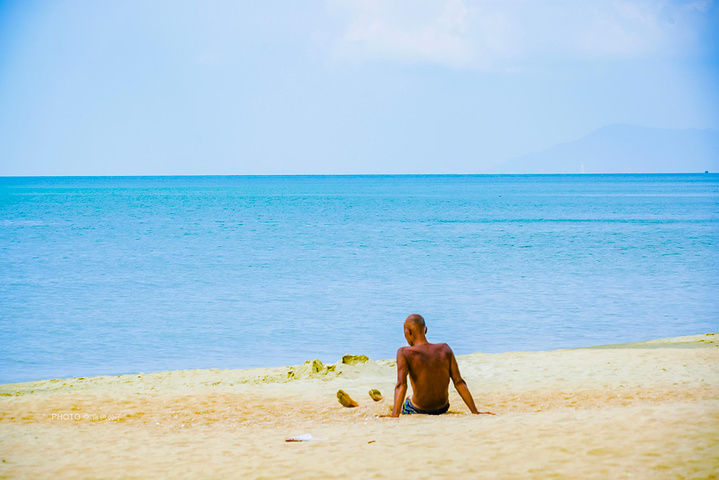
[{"xmin": 338, "ymin": 314, "xmax": 494, "ymax": 417}]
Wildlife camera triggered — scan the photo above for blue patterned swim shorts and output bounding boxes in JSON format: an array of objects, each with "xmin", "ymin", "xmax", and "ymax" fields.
[{"xmin": 401, "ymin": 397, "xmax": 449, "ymax": 415}]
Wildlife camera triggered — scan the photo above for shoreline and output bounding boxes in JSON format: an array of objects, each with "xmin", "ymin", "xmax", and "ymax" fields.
[
  {"xmin": 1, "ymin": 333, "xmax": 717, "ymax": 479},
  {"xmin": 2, "ymin": 332, "xmax": 715, "ymax": 389}
]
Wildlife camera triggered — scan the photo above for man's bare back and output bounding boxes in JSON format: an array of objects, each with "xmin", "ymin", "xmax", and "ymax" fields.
[
  {"xmin": 390, "ymin": 314, "xmax": 494, "ymax": 417},
  {"xmin": 397, "ymin": 342, "xmax": 453, "ymax": 410}
]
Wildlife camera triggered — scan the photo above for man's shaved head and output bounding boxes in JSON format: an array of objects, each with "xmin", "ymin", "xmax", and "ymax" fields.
[
  {"xmin": 405, "ymin": 314, "xmax": 426, "ymax": 329},
  {"xmin": 404, "ymin": 314, "xmax": 427, "ymax": 346}
]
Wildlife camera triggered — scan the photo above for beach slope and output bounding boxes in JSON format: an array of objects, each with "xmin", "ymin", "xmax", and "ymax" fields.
[{"xmin": 1, "ymin": 334, "xmax": 718, "ymax": 479}]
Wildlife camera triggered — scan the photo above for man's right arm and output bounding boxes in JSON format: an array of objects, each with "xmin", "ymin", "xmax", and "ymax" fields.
[
  {"xmin": 449, "ymin": 347, "xmax": 493, "ymax": 415},
  {"xmin": 390, "ymin": 348, "xmax": 409, "ymax": 417}
]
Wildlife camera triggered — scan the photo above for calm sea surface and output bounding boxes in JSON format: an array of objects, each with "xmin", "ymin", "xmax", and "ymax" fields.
[{"xmin": 1, "ymin": 174, "xmax": 717, "ymax": 383}]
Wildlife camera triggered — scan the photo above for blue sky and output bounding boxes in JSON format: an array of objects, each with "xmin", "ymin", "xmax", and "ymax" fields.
[{"xmin": 0, "ymin": 0, "xmax": 717, "ymax": 175}]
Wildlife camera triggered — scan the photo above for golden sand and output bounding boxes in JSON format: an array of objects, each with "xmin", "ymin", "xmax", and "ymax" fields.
[{"xmin": 1, "ymin": 334, "xmax": 718, "ymax": 479}]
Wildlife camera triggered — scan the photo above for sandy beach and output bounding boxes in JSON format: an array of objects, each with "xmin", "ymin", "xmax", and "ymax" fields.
[{"xmin": 1, "ymin": 333, "xmax": 718, "ymax": 479}]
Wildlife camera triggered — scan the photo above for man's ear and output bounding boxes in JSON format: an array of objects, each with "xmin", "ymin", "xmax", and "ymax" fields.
[{"xmin": 424, "ymin": 327, "xmax": 428, "ymax": 334}]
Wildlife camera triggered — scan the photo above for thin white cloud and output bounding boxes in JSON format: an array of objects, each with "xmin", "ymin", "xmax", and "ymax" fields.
[
  {"xmin": 327, "ymin": 0, "xmax": 714, "ymax": 69},
  {"xmin": 330, "ymin": 0, "xmax": 473, "ymax": 67}
]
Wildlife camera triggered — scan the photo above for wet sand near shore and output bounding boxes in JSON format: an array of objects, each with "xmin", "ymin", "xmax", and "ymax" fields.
[{"xmin": 1, "ymin": 334, "xmax": 718, "ymax": 479}]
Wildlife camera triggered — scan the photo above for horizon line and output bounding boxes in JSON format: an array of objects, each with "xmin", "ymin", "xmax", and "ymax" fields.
[{"xmin": 0, "ymin": 172, "xmax": 715, "ymax": 179}]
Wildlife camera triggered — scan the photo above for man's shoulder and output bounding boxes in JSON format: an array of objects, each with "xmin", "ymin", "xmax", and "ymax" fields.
[{"xmin": 434, "ymin": 343, "xmax": 454, "ymax": 355}]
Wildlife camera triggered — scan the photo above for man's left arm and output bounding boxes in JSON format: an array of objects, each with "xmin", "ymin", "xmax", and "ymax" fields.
[{"xmin": 449, "ymin": 347, "xmax": 494, "ymax": 415}]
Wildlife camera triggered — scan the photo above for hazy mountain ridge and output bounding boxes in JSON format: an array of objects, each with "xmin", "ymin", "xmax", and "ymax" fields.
[{"xmin": 494, "ymin": 124, "xmax": 719, "ymax": 173}]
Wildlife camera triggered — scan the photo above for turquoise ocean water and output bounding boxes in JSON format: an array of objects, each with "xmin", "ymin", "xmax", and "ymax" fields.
[{"xmin": 1, "ymin": 174, "xmax": 717, "ymax": 383}]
